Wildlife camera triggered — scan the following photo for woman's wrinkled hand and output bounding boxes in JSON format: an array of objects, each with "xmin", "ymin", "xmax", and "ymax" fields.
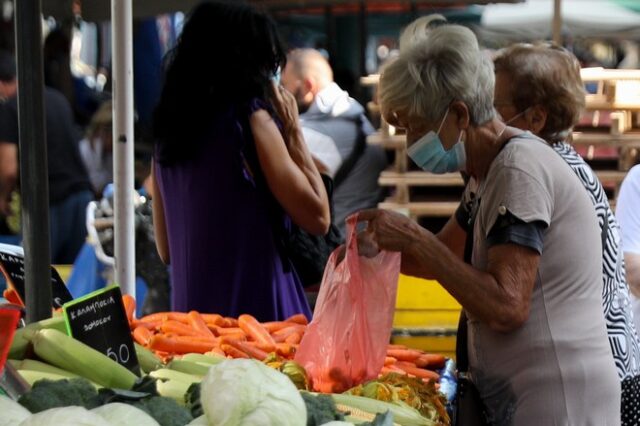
[{"xmin": 354, "ymin": 209, "xmax": 423, "ymax": 253}]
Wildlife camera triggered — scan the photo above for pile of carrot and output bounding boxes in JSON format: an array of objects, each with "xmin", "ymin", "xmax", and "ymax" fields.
[
  {"xmin": 121, "ymin": 295, "xmax": 446, "ymax": 382},
  {"xmin": 126, "ymin": 303, "xmax": 307, "ymax": 363}
]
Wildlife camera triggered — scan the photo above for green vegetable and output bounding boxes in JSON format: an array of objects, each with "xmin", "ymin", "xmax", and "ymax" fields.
[
  {"xmin": 17, "ymin": 370, "xmax": 90, "ymax": 388},
  {"xmin": 136, "ymin": 343, "xmax": 163, "ymax": 373},
  {"xmin": 32, "ymin": 329, "xmax": 138, "ymax": 389},
  {"xmin": 200, "ymin": 359, "xmax": 307, "ymax": 426},
  {"xmin": 132, "ymin": 395, "xmax": 194, "ymax": 426},
  {"xmin": 168, "ymin": 359, "xmax": 210, "ymax": 377},
  {"xmin": 18, "ymin": 378, "xmax": 100, "ymax": 413},
  {"xmin": 187, "ymin": 415, "xmax": 209, "ymax": 425},
  {"xmin": 14, "ymin": 359, "xmax": 79, "ymax": 378},
  {"xmin": 9, "ymin": 316, "xmax": 67, "ymax": 360},
  {"xmin": 279, "ymin": 361, "xmax": 310, "ymax": 390},
  {"xmin": 331, "ymin": 393, "xmax": 432, "ymax": 426},
  {"xmin": 0, "ymin": 394, "xmax": 31, "ymax": 425},
  {"xmin": 301, "ymin": 392, "xmax": 345, "ymax": 426},
  {"xmin": 150, "ymin": 368, "xmax": 201, "ymax": 384},
  {"xmin": 18, "ymin": 406, "xmax": 112, "ymax": 426},
  {"xmin": 181, "ymin": 353, "xmax": 226, "ymax": 365},
  {"xmin": 91, "ymin": 402, "xmax": 160, "ymax": 426}
]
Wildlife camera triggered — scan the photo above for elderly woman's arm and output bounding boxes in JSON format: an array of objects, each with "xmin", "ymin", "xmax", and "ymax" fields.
[{"xmin": 359, "ymin": 209, "xmax": 539, "ymax": 333}]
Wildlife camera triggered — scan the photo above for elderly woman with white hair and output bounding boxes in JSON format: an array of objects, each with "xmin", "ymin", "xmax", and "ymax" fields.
[{"xmin": 357, "ymin": 22, "xmax": 620, "ymax": 425}]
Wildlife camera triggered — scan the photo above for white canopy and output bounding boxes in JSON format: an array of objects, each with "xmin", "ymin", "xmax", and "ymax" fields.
[{"xmin": 480, "ymin": 0, "xmax": 640, "ymax": 40}]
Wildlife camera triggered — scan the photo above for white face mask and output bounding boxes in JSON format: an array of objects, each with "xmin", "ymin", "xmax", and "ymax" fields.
[{"xmin": 407, "ymin": 109, "xmax": 466, "ymax": 174}]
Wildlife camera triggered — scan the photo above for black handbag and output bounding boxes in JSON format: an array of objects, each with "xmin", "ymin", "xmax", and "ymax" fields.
[
  {"xmin": 454, "ymin": 311, "xmax": 490, "ymax": 426},
  {"xmin": 286, "ymin": 174, "xmax": 343, "ymax": 288}
]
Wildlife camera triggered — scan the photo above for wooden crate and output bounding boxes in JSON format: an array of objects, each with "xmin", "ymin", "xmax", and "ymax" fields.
[{"xmin": 393, "ymin": 275, "xmax": 461, "ymax": 359}]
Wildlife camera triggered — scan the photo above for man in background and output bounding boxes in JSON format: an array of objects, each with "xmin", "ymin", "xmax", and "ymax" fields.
[
  {"xmin": 0, "ymin": 50, "xmax": 93, "ymax": 264},
  {"xmin": 281, "ymin": 48, "xmax": 388, "ymax": 235}
]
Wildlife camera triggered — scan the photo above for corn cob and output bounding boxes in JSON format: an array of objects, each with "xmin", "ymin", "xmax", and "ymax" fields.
[
  {"xmin": 32, "ymin": 329, "xmax": 137, "ymax": 389},
  {"xmin": 168, "ymin": 360, "xmax": 210, "ymax": 377},
  {"xmin": 149, "ymin": 368, "xmax": 201, "ymax": 384},
  {"xmin": 135, "ymin": 343, "xmax": 162, "ymax": 373},
  {"xmin": 9, "ymin": 316, "xmax": 67, "ymax": 360},
  {"xmin": 12, "ymin": 359, "xmax": 79, "ymax": 378}
]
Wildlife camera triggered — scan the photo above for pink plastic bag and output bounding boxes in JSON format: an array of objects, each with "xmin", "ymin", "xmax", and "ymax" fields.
[{"xmin": 295, "ymin": 214, "xmax": 401, "ymax": 393}]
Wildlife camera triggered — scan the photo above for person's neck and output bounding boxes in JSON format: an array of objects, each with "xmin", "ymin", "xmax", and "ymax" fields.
[{"xmin": 466, "ymin": 118, "xmax": 521, "ymax": 181}]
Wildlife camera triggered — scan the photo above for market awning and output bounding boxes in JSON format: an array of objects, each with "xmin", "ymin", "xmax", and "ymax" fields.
[
  {"xmin": 480, "ymin": 0, "xmax": 640, "ymax": 40},
  {"xmin": 43, "ymin": 0, "xmax": 523, "ymax": 22}
]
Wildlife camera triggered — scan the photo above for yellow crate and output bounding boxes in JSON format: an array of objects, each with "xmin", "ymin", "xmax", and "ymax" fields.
[{"xmin": 393, "ymin": 275, "xmax": 461, "ymax": 358}]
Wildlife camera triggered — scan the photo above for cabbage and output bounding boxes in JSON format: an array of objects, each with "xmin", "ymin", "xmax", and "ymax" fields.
[
  {"xmin": 201, "ymin": 359, "xmax": 306, "ymax": 426},
  {"xmin": 92, "ymin": 402, "xmax": 160, "ymax": 426},
  {"xmin": 19, "ymin": 406, "xmax": 112, "ymax": 426},
  {"xmin": 0, "ymin": 395, "xmax": 31, "ymax": 425},
  {"xmin": 187, "ymin": 415, "xmax": 209, "ymax": 425}
]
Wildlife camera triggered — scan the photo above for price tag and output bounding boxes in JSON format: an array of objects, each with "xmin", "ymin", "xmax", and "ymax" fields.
[
  {"xmin": 0, "ymin": 251, "xmax": 72, "ymax": 309},
  {"xmin": 0, "ymin": 309, "xmax": 20, "ymax": 375},
  {"xmin": 63, "ymin": 286, "xmax": 140, "ymax": 375}
]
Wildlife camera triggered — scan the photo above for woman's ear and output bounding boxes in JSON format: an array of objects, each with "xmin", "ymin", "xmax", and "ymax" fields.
[
  {"xmin": 451, "ymin": 100, "xmax": 470, "ymax": 130},
  {"xmin": 525, "ymin": 105, "xmax": 547, "ymax": 135}
]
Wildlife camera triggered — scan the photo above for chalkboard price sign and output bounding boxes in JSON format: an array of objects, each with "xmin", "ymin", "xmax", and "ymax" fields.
[
  {"xmin": 0, "ymin": 251, "xmax": 72, "ymax": 309},
  {"xmin": 63, "ymin": 286, "xmax": 140, "ymax": 375}
]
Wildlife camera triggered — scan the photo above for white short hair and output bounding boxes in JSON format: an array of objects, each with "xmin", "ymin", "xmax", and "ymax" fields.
[
  {"xmin": 380, "ymin": 23, "xmax": 495, "ymax": 126},
  {"xmin": 398, "ymin": 14, "xmax": 447, "ymax": 51}
]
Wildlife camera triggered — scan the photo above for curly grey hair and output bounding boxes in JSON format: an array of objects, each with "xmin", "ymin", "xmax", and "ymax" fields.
[{"xmin": 380, "ymin": 22, "xmax": 495, "ymax": 126}]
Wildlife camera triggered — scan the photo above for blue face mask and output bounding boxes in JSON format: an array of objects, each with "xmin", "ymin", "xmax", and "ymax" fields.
[{"xmin": 407, "ymin": 109, "xmax": 466, "ymax": 174}]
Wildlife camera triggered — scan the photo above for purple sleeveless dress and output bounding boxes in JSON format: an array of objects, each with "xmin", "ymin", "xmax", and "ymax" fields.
[{"xmin": 154, "ymin": 99, "xmax": 311, "ymax": 322}]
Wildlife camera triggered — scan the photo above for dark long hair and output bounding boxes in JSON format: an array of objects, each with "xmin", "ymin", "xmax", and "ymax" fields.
[{"xmin": 153, "ymin": 1, "xmax": 286, "ymax": 165}]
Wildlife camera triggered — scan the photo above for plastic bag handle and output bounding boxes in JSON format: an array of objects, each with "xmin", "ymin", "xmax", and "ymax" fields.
[{"xmin": 345, "ymin": 213, "xmax": 360, "ymax": 259}]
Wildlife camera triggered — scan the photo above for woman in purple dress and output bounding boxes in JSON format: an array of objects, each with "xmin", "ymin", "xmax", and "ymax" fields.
[{"xmin": 150, "ymin": 1, "xmax": 330, "ymax": 321}]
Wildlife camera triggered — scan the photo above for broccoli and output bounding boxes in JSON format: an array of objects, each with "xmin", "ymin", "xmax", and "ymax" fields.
[
  {"xmin": 132, "ymin": 395, "xmax": 193, "ymax": 426},
  {"xmin": 18, "ymin": 378, "xmax": 100, "ymax": 413},
  {"xmin": 302, "ymin": 392, "xmax": 345, "ymax": 426}
]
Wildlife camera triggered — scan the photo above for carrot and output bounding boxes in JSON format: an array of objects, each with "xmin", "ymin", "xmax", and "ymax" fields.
[
  {"xmin": 387, "ymin": 344, "xmax": 408, "ymax": 350},
  {"xmin": 141, "ymin": 312, "xmax": 189, "ymax": 323},
  {"xmin": 384, "ymin": 356, "xmax": 397, "ymax": 366},
  {"xmin": 227, "ymin": 339, "xmax": 269, "ymax": 361},
  {"xmin": 238, "ymin": 314, "xmax": 276, "ymax": 352},
  {"xmin": 262, "ymin": 321, "xmax": 293, "ymax": 333},
  {"xmin": 381, "ymin": 365, "xmax": 407, "ymax": 376},
  {"xmin": 386, "ymin": 348, "xmax": 422, "ymax": 362},
  {"xmin": 284, "ymin": 332, "xmax": 302, "ymax": 345},
  {"xmin": 224, "ymin": 317, "xmax": 239, "ymax": 328},
  {"xmin": 285, "ymin": 313, "xmax": 308, "ymax": 325},
  {"xmin": 219, "ymin": 333, "xmax": 248, "ymax": 344},
  {"xmin": 209, "ymin": 326, "xmax": 245, "ymax": 337},
  {"xmin": 206, "ymin": 347, "xmax": 226, "ymax": 357},
  {"xmin": 153, "ymin": 350, "xmax": 173, "ymax": 363},
  {"xmin": 122, "ymin": 294, "xmax": 136, "ymax": 323},
  {"xmin": 133, "ymin": 326, "xmax": 153, "ymax": 346},
  {"xmin": 221, "ymin": 344, "xmax": 250, "ymax": 359},
  {"xmin": 201, "ymin": 313, "xmax": 225, "ymax": 326},
  {"xmin": 272, "ymin": 325, "xmax": 306, "ymax": 343},
  {"xmin": 395, "ymin": 361, "xmax": 440, "ymax": 381},
  {"xmin": 130, "ymin": 320, "xmax": 161, "ymax": 331},
  {"xmin": 275, "ymin": 343, "xmax": 297, "ymax": 358},
  {"xmin": 149, "ymin": 334, "xmax": 217, "ymax": 354},
  {"xmin": 415, "ymin": 353, "xmax": 446, "ymax": 369},
  {"xmin": 161, "ymin": 320, "xmax": 205, "ymax": 338},
  {"xmin": 187, "ymin": 311, "xmax": 216, "ymax": 339}
]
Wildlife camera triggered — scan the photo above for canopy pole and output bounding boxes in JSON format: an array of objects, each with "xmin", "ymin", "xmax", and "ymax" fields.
[
  {"xmin": 111, "ymin": 0, "xmax": 136, "ymax": 298},
  {"xmin": 552, "ymin": 0, "xmax": 562, "ymax": 45},
  {"xmin": 15, "ymin": 0, "xmax": 52, "ymax": 323}
]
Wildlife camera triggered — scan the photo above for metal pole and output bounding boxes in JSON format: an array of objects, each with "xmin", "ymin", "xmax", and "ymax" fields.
[
  {"xmin": 14, "ymin": 0, "xmax": 52, "ymax": 323},
  {"xmin": 552, "ymin": 0, "xmax": 562, "ymax": 45},
  {"xmin": 111, "ymin": 0, "xmax": 136, "ymax": 298}
]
